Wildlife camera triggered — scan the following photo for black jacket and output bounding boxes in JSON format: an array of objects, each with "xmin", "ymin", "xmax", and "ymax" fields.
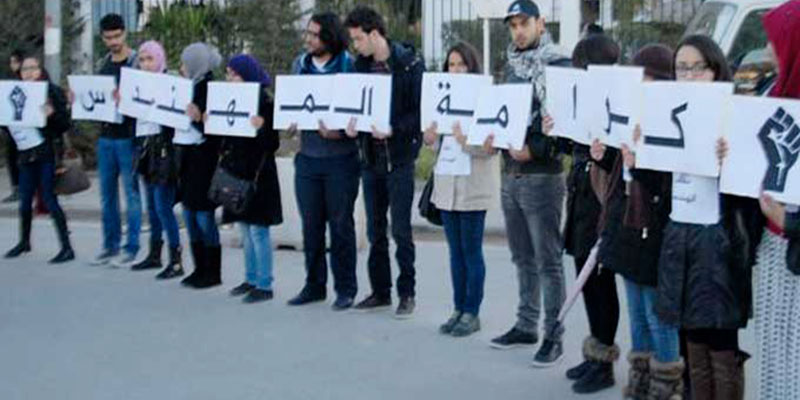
[
  {"xmin": 137, "ymin": 125, "xmax": 178, "ymax": 186},
  {"xmin": 220, "ymin": 89, "xmax": 282, "ymax": 227},
  {"xmin": 354, "ymin": 41, "xmax": 424, "ymax": 168},
  {"xmin": 177, "ymin": 72, "xmax": 221, "ymax": 211},
  {"xmin": 562, "ymin": 142, "xmax": 601, "ymax": 264},
  {"xmin": 17, "ymin": 82, "xmax": 70, "ymax": 165}
]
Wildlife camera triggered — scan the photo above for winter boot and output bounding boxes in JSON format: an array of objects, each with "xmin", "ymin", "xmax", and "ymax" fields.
[
  {"xmin": 180, "ymin": 241, "xmax": 205, "ymax": 286},
  {"xmin": 687, "ymin": 341, "xmax": 713, "ymax": 400},
  {"xmin": 131, "ymin": 240, "xmax": 163, "ymax": 270},
  {"xmin": 710, "ymin": 350, "xmax": 749, "ymax": 400},
  {"xmin": 5, "ymin": 210, "xmax": 32, "ymax": 258},
  {"xmin": 191, "ymin": 245, "xmax": 222, "ymax": 289},
  {"xmin": 49, "ymin": 211, "xmax": 74, "ymax": 264},
  {"xmin": 156, "ymin": 246, "xmax": 184, "ymax": 279},
  {"xmin": 647, "ymin": 358, "xmax": 684, "ymax": 400},
  {"xmin": 623, "ymin": 352, "xmax": 652, "ymax": 400},
  {"xmin": 572, "ymin": 336, "xmax": 620, "ymax": 394}
]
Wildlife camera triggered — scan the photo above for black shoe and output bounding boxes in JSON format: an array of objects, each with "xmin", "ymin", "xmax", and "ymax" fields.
[
  {"xmin": 180, "ymin": 242, "xmax": 205, "ymax": 286},
  {"xmin": 332, "ymin": 296, "xmax": 354, "ymax": 311},
  {"xmin": 394, "ymin": 296, "xmax": 415, "ymax": 319},
  {"xmin": 2, "ymin": 188, "xmax": 19, "ymax": 203},
  {"xmin": 131, "ymin": 241, "xmax": 163, "ymax": 271},
  {"xmin": 354, "ymin": 293, "xmax": 391, "ymax": 312},
  {"xmin": 566, "ymin": 360, "xmax": 594, "ymax": 381},
  {"xmin": 49, "ymin": 247, "xmax": 75, "ymax": 264},
  {"xmin": 287, "ymin": 287, "xmax": 326, "ymax": 306},
  {"xmin": 230, "ymin": 282, "xmax": 254, "ymax": 297},
  {"xmin": 191, "ymin": 245, "xmax": 222, "ymax": 289},
  {"xmin": 242, "ymin": 288, "xmax": 273, "ymax": 303},
  {"xmin": 489, "ymin": 327, "xmax": 538, "ymax": 349},
  {"xmin": 156, "ymin": 264, "xmax": 184, "ymax": 280},
  {"xmin": 5, "ymin": 242, "xmax": 31, "ymax": 258},
  {"xmin": 531, "ymin": 339, "xmax": 564, "ymax": 368},
  {"xmin": 572, "ymin": 362, "xmax": 614, "ymax": 394}
]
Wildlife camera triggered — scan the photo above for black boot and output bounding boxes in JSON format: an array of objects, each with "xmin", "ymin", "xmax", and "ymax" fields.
[
  {"xmin": 572, "ymin": 337, "xmax": 619, "ymax": 394},
  {"xmin": 5, "ymin": 210, "xmax": 32, "ymax": 258},
  {"xmin": 156, "ymin": 246, "xmax": 184, "ymax": 280},
  {"xmin": 49, "ymin": 211, "xmax": 74, "ymax": 264},
  {"xmin": 180, "ymin": 242, "xmax": 205, "ymax": 286},
  {"xmin": 131, "ymin": 240, "xmax": 163, "ymax": 271},
  {"xmin": 192, "ymin": 245, "xmax": 222, "ymax": 289}
]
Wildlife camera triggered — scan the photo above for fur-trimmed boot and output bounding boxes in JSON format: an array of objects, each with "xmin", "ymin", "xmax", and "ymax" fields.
[
  {"xmin": 623, "ymin": 352, "xmax": 652, "ymax": 400},
  {"xmin": 648, "ymin": 358, "xmax": 684, "ymax": 400},
  {"xmin": 710, "ymin": 350, "xmax": 749, "ymax": 400},
  {"xmin": 572, "ymin": 336, "xmax": 620, "ymax": 394}
]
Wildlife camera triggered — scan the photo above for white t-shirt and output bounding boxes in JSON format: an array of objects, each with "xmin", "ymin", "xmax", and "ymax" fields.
[
  {"xmin": 136, "ymin": 120, "xmax": 161, "ymax": 137},
  {"xmin": 9, "ymin": 127, "xmax": 44, "ymax": 151},
  {"xmin": 670, "ymin": 173, "xmax": 720, "ymax": 225}
]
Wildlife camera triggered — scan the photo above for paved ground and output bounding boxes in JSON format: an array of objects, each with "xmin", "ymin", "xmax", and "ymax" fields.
[{"xmin": 0, "ymin": 218, "xmax": 759, "ymax": 400}]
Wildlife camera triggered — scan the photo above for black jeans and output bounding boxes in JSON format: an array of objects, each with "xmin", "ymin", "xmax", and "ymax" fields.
[
  {"xmin": 576, "ymin": 254, "xmax": 620, "ymax": 346},
  {"xmin": 4, "ymin": 130, "xmax": 19, "ymax": 187},
  {"xmin": 295, "ymin": 153, "xmax": 360, "ymax": 298},
  {"xmin": 361, "ymin": 159, "xmax": 416, "ymax": 299}
]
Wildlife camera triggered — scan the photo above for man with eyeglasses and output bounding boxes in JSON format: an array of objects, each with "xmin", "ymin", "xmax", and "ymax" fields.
[{"xmin": 286, "ymin": 12, "xmax": 361, "ymax": 311}]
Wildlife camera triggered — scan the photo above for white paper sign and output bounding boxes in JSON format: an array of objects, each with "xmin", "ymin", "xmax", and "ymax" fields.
[
  {"xmin": 118, "ymin": 67, "xmax": 157, "ymax": 120},
  {"xmin": 721, "ymin": 96, "xmax": 800, "ymax": 203},
  {"xmin": 0, "ymin": 81, "xmax": 48, "ymax": 128},
  {"xmin": 173, "ymin": 126, "xmax": 204, "ymax": 145},
  {"xmin": 671, "ymin": 173, "xmax": 721, "ymax": 225},
  {"xmin": 331, "ymin": 74, "xmax": 392, "ymax": 133},
  {"xmin": 434, "ymin": 136, "xmax": 471, "ymax": 176},
  {"xmin": 136, "ymin": 119, "xmax": 161, "ymax": 137},
  {"xmin": 68, "ymin": 75, "xmax": 121, "ymax": 123},
  {"xmin": 149, "ymin": 75, "xmax": 193, "ymax": 130},
  {"xmin": 545, "ymin": 67, "xmax": 589, "ymax": 144},
  {"xmin": 421, "ymin": 72, "xmax": 492, "ymax": 135},
  {"xmin": 206, "ymin": 82, "xmax": 260, "ymax": 137},
  {"xmin": 8, "ymin": 127, "xmax": 44, "ymax": 150},
  {"xmin": 636, "ymin": 82, "xmax": 734, "ymax": 177},
  {"xmin": 467, "ymin": 83, "xmax": 533, "ymax": 150},
  {"xmin": 586, "ymin": 65, "xmax": 644, "ymax": 148},
  {"xmin": 273, "ymin": 75, "xmax": 336, "ymax": 130}
]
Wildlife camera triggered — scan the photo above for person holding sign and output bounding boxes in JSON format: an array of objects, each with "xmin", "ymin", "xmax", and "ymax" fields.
[
  {"xmin": 751, "ymin": 3, "xmax": 800, "ymax": 399},
  {"xmin": 4, "ymin": 54, "xmax": 74, "ymax": 264},
  {"xmin": 422, "ymin": 42, "xmax": 496, "ymax": 338},
  {"xmin": 127, "ymin": 41, "xmax": 183, "ymax": 278},
  {"xmin": 286, "ymin": 12, "xmax": 361, "ymax": 309},
  {"xmin": 344, "ymin": 6, "xmax": 425, "ymax": 316},
  {"xmin": 2, "ymin": 48, "xmax": 24, "ymax": 204},
  {"xmin": 545, "ymin": 34, "xmax": 622, "ymax": 394},
  {"xmin": 214, "ymin": 55, "xmax": 282, "ymax": 304},
  {"xmin": 173, "ymin": 43, "xmax": 224, "ymax": 286},
  {"xmin": 489, "ymin": 0, "xmax": 570, "ymax": 369}
]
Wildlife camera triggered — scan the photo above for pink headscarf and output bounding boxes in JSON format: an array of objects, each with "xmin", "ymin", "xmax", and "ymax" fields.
[{"xmin": 138, "ymin": 40, "xmax": 167, "ymax": 73}]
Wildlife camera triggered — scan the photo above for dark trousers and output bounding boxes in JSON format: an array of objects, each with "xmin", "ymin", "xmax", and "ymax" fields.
[
  {"xmin": 576, "ymin": 254, "xmax": 620, "ymax": 346},
  {"xmin": 18, "ymin": 158, "xmax": 69, "ymax": 248},
  {"xmin": 4, "ymin": 131, "xmax": 19, "ymax": 187},
  {"xmin": 295, "ymin": 153, "xmax": 360, "ymax": 298},
  {"xmin": 362, "ymin": 161, "xmax": 416, "ymax": 299}
]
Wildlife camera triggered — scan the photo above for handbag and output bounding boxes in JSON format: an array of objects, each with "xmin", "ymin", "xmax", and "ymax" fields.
[
  {"xmin": 417, "ymin": 137, "xmax": 443, "ymax": 226},
  {"xmin": 208, "ymin": 143, "xmax": 267, "ymax": 215},
  {"xmin": 54, "ymin": 146, "xmax": 90, "ymax": 196}
]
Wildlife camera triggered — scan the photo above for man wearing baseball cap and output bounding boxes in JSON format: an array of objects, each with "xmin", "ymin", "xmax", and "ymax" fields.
[{"xmin": 489, "ymin": 0, "xmax": 571, "ymax": 369}]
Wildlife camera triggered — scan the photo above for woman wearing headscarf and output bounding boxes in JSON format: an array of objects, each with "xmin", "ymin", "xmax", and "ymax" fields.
[
  {"xmin": 753, "ymin": 2, "xmax": 800, "ymax": 399},
  {"xmin": 129, "ymin": 41, "xmax": 183, "ymax": 277},
  {"xmin": 171, "ymin": 43, "xmax": 223, "ymax": 285},
  {"xmin": 217, "ymin": 54, "xmax": 282, "ymax": 303},
  {"xmin": 4, "ymin": 53, "xmax": 73, "ymax": 263}
]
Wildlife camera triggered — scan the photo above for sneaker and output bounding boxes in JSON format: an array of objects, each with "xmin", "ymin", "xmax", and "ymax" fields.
[
  {"xmin": 90, "ymin": 249, "xmax": 118, "ymax": 266},
  {"xmin": 229, "ymin": 282, "xmax": 255, "ymax": 297},
  {"xmin": 286, "ymin": 287, "xmax": 326, "ymax": 306},
  {"xmin": 489, "ymin": 327, "xmax": 538, "ymax": 349},
  {"xmin": 531, "ymin": 339, "xmax": 564, "ymax": 368},
  {"xmin": 439, "ymin": 312, "xmax": 462, "ymax": 335},
  {"xmin": 2, "ymin": 189, "xmax": 18, "ymax": 203},
  {"xmin": 353, "ymin": 293, "xmax": 391, "ymax": 312},
  {"xmin": 451, "ymin": 313, "xmax": 480, "ymax": 337},
  {"xmin": 566, "ymin": 360, "xmax": 594, "ymax": 380},
  {"xmin": 243, "ymin": 288, "xmax": 273, "ymax": 303},
  {"xmin": 110, "ymin": 252, "xmax": 137, "ymax": 268},
  {"xmin": 394, "ymin": 297, "xmax": 415, "ymax": 319},
  {"xmin": 332, "ymin": 296, "xmax": 354, "ymax": 311}
]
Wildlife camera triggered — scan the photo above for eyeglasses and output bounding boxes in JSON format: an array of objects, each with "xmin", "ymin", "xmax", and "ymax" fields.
[
  {"xmin": 303, "ymin": 30, "xmax": 320, "ymax": 39},
  {"xmin": 20, "ymin": 66, "xmax": 40, "ymax": 72},
  {"xmin": 675, "ymin": 63, "xmax": 710, "ymax": 77}
]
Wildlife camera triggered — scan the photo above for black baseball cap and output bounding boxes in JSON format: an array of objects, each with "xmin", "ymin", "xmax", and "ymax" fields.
[{"xmin": 505, "ymin": 0, "xmax": 541, "ymax": 22}]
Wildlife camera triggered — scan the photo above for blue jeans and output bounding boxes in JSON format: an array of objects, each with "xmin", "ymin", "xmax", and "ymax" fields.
[
  {"xmin": 18, "ymin": 159, "xmax": 66, "ymax": 224},
  {"xmin": 97, "ymin": 137, "xmax": 141, "ymax": 255},
  {"xmin": 441, "ymin": 210, "xmax": 487, "ymax": 316},
  {"xmin": 295, "ymin": 153, "xmax": 360, "ymax": 298},
  {"xmin": 240, "ymin": 223, "xmax": 273, "ymax": 290},
  {"xmin": 624, "ymin": 278, "xmax": 680, "ymax": 363},
  {"xmin": 144, "ymin": 183, "xmax": 180, "ymax": 248},
  {"xmin": 182, "ymin": 208, "xmax": 219, "ymax": 246},
  {"xmin": 362, "ymin": 162, "xmax": 416, "ymax": 298}
]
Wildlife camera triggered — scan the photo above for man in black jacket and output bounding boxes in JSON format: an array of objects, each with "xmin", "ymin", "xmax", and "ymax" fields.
[{"xmin": 344, "ymin": 6, "xmax": 424, "ymax": 317}]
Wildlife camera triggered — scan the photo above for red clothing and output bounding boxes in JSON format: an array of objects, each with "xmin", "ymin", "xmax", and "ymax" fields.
[{"xmin": 763, "ymin": 1, "xmax": 800, "ymax": 99}]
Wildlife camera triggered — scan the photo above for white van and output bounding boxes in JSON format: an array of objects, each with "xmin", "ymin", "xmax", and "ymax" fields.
[{"xmin": 684, "ymin": 0, "xmax": 786, "ymax": 94}]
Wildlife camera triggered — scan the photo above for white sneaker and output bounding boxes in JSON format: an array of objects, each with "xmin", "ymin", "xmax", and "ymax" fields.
[
  {"xmin": 110, "ymin": 252, "xmax": 137, "ymax": 268},
  {"xmin": 89, "ymin": 249, "xmax": 117, "ymax": 266}
]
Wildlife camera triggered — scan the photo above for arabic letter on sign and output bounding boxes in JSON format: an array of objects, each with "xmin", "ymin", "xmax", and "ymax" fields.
[
  {"xmin": 421, "ymin": 72, "xmax": 492, "ymax": 135},
  {"xmin": 148, "ymin": 74, "xmax": 194, "ymax": 130},
  {"xmin": 586, "ymin": 65, "xmax": 644, "ymax": 148},
  {"xmin": 206, "ymin": 82, "xmax": 261, "ymax": 137},
  {"xmin": 330, "ymin": 74, "xmax": 393, "ymax": 133},
  {"xmin": 68, "ymin": 75, "xmax": 121, "ymax": 123},
  {"xmin": 434, "ymin": 135, "xmax": 472, "ymax": 176},
  {"xmin": 273, "ymin": 75, "xmax": 337, "ymax": 131},
  {"xmin": 118, "ymin": 67, "xmax": 158, "ymax": 120},
  {"xmin": 467, "ymin": 83, "xmax": 533, "ymax": 150},
  {"xmin": 544, "ymin": 66, "xmax": 590, "ymax": 145},
  {"xmin": 0, "ymin": 80, "xmax": 48, "ymax": 128}
]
